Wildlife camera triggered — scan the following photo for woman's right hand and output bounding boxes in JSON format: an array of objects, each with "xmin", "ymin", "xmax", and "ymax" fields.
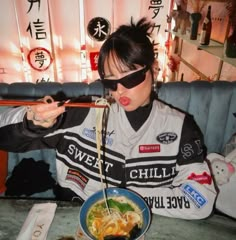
[{"xmin": 26, "ymin": 99, "xmax": 66, "ymax": 128}]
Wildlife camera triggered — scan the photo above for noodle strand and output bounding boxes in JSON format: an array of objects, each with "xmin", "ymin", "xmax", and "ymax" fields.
[{"xmin": 95, "ymin": 98, "xmax": 111, "ymax": 214}]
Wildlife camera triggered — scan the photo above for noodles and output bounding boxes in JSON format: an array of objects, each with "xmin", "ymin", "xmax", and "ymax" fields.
[
  {"xmin": 95, "ymin": 98, "xmax": 110, "ymax": 212},
  {"xmin": 93, "ymin": 100, "xmax": 143, "ymax": 239},
  {"xmin": 87, "ymin": 196, "xmax": 143, "ymax": 240}
]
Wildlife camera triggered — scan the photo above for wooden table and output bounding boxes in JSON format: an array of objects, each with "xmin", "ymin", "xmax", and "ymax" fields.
[{"xmin": 0, "ymin": 198, "xmax": 235, "ymax": 240}]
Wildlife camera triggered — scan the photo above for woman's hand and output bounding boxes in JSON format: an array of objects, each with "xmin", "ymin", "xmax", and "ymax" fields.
[{"xmin": 26, "ymin": 97, "xmax": 66, "ymax": 128}]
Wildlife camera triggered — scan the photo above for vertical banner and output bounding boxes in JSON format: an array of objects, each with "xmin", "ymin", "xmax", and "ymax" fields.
[
  {"xmin": 48, "ymin": 0, "xmax": 82, "ymax": 82},
  {"xmin": 0, "ymin": 1, "xmax": 25, "ymax": 83},
  {"xmin": 14, "ymin": 0, "xmax": 54, "ymax": 83},
  {"xmin": 83, "ymin": 0, "xmax": 113, "ymax": 82},
  {"xmin": 140, "ymin": 0, "xmax": 170, "ymax": 81}
]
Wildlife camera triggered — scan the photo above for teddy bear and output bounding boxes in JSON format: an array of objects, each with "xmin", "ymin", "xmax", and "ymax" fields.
[
  {"xmin": 207, "ymin": 148, "xmax": 236, "ymax": 186},
  {"xmin": 207, "ymin": 148, "xmax": 236, "ymax": 218}
]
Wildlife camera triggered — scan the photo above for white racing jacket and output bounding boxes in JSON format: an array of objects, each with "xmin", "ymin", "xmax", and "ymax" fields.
[{"xmin": 0, "ymin": 99, "xmax": 217, "ymax": 219}]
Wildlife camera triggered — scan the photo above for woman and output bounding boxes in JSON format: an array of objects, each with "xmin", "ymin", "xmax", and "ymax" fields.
[{"xmin": 0, "ymin": 18, "xmax": 216, "ymax": 219}]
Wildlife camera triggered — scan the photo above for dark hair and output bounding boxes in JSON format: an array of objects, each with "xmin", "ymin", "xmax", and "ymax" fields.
[{"xmin": 98, "ymin": 17, "xmax": 155, "ymax": 79}]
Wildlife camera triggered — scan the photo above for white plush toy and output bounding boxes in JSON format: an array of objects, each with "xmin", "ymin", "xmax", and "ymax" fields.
[
  {"xmin": 207, "ymin": 149, "xmax": 236, "ymax": 218},
  {"xmin": 207, "ymin": 149, "xmax": 236, "ymax": 186}
]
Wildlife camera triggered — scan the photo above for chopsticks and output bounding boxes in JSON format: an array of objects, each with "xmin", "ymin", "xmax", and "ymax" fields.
[{"xmin": 0, "ymin": 100, "xmax": 108, "ymax": 108}]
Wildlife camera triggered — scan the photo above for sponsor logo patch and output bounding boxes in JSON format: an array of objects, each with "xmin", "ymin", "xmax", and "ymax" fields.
[
  {"xmin": 139, "ymin": 144, "xmax": 160, "ymax": 153},
  {"xmin": 66, "ymin": 168, "xmax": 88, "ymax": 189},
  {"xmin": 187, "ymin": 172, "xmax": 212, "ymax": 185},
  {"xmin": 181, "ymin": 183, "xmax": 207, "ymax": 208},
  {"xmin": 156, "ymin": 132, "xmax": 177, "ymax": 144}
]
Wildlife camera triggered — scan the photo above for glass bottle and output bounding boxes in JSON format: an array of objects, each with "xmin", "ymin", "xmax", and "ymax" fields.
[
  {"xmin": 225, "ymin": 28, "xmax": 236, "ymax": 58},
  {"xmin": 200, "ymin": 5, "xmax": 212, "ymax": 45},
  {"xmin": 190, "ymin": 12, "xmax": 202, "ymax": 40}
]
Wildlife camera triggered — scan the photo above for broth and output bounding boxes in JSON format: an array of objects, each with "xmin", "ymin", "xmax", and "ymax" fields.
[{"xmin": 87, "ymin": 196, "xmax": 143, "ymax": 240}]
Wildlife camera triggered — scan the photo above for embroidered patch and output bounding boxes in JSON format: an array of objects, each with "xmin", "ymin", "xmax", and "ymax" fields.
[
  {"xmin": 181, "ymin": 183, "xmax": 207, "ymax": 209},
  {"xmin": 82, "ymin": 127, "xmax": 96, "ymax": 140},
  {"xmin": 82, "ymin": 127, "xmax": 114, "ymax": 146},
  {"xmin": 187, "ymin": 172, "xmax": 212, "ymax": 185},
  {"xmin": 156, "ymin": 132, "xmax": 177, "ymax": 144},
  {"xmin": 66, "ymin": 168, "xmax": 88, "ymax": 190},
  {"xmin": 181, "ymin": 143, "xmax": 194, "ymax": 159},
  {"xmin": 139, "ymin": 144, "xmax": 160, "ymax": 153}
]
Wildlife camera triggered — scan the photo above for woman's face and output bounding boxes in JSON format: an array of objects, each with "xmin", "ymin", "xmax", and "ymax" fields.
[{"xmin": 103, "ymin": 57, "xmax": 153, "ymax": 112}]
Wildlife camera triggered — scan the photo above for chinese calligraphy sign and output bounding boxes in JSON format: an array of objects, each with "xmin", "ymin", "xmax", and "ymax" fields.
[
  {"xmin": 87, "ymin": 17, "xmax": 111, "ymax": 41},
  {"xmin": 27, "ymin": 47, "xmax": 53, "ymax": 71}
]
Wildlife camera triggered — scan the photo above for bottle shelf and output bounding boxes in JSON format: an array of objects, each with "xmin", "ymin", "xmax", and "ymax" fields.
[{"xmin": 170, "ymin": 30, "xmax": 236, "ymax": 67}]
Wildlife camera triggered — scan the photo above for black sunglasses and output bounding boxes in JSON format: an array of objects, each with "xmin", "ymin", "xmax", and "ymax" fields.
[{"xmin": 101, "ymin": 67, "xmax": 148, "ymax": 91}]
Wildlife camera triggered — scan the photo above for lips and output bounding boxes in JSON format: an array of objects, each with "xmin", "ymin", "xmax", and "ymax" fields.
[{"xmin": 119, "ymin": 96, "xmax": 131, "ymax": 106}]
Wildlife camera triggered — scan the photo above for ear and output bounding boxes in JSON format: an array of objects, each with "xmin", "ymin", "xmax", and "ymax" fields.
[
  {"xmin": 207, "ymin": 153, "xmax": 225, "ymax": 162},
  {"xmin": 225, "ymin": 148, "xmax": 236, "ymax": 163},
  {"xmin": 152, "ymin": 59, "xmax": 160, "ymax": 81}
]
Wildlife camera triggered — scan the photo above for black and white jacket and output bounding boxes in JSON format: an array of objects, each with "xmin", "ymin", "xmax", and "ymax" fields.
[{"xmin": 0, "ymin": 99, "xmax": 217, "ymax": 219}]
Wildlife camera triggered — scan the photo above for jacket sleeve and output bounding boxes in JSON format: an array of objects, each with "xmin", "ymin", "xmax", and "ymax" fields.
[
  {"xmin": 0, "ymin": 106, "xmax": 57, "ymax": 152},
  {"xmin": 0, "ymin": 106, "xmax": 90, "ymax": 152},
  {"xmin": 137, "ymin": 115, "xmax": 217, "ymax": 219}
]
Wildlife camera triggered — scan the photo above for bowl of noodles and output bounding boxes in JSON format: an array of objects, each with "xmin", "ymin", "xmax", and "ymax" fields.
[{"xmin": 78, "ymin": 187, "xmax": 151, "ymax": 240}]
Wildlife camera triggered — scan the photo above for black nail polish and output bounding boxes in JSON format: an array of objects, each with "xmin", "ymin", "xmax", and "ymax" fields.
[{"xmin": 57, "ymin": 101, "xmax": 66, "ymax": 107}]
